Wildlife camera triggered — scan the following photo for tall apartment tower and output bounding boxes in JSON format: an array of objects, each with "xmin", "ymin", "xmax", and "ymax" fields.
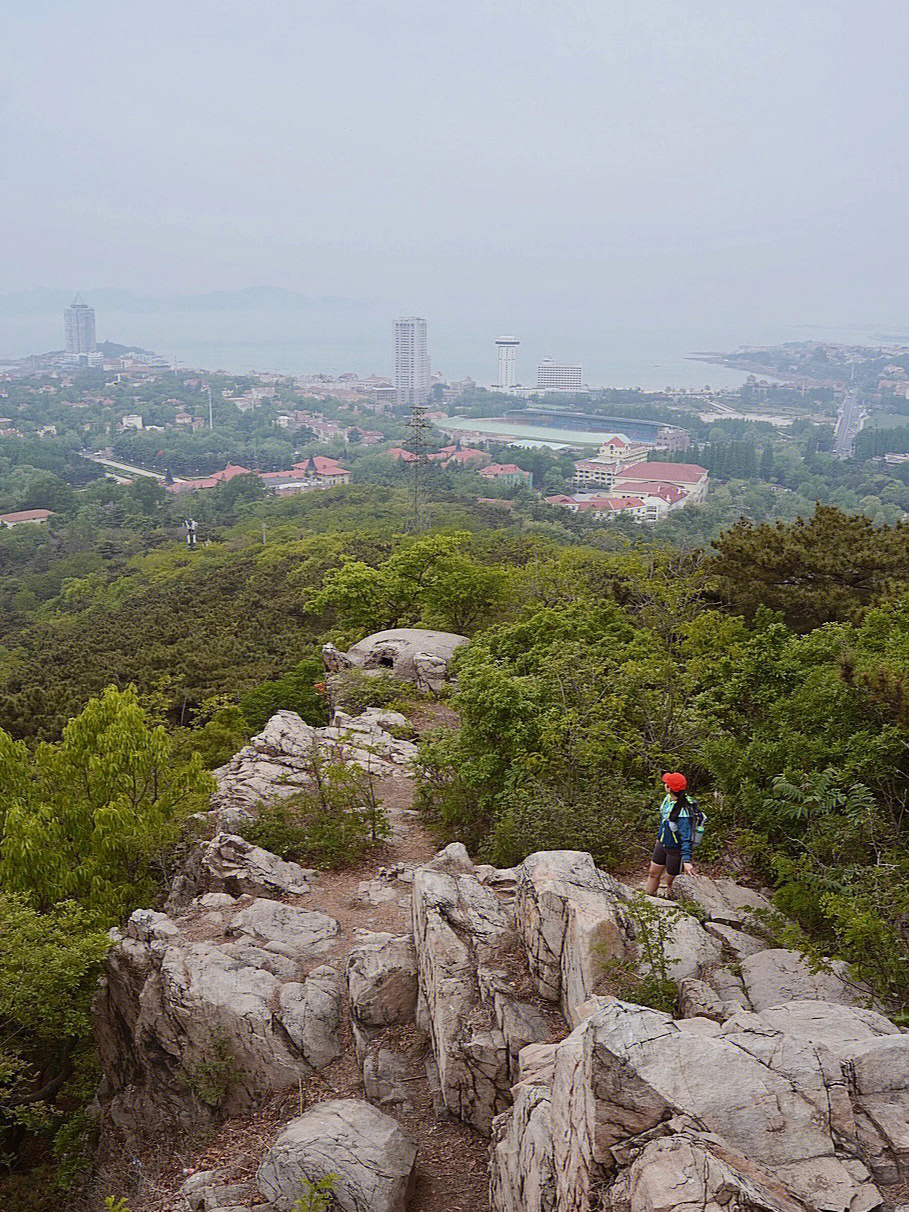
[
  {"xmin": 394, "ymin": 317, "xmax": 430, "ymax": 408},
  {"xmin": 64, "ymin": 294, "xmax": 97, "ymax": 358},
  {"xmin": 495, "ymin": 336, "xmax": 519, "ymax": 388},
  {"xmin": 537, "ymin": 358, "xmax": 583, "ymax": 391}
]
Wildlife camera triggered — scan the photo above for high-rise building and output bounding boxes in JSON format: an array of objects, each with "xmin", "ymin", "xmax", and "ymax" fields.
[
  {"xmin": 495, "ymin": 336, "xmax": 519, "ymax": 388},
  {"xmin": 64, "ymin": 294, "xmax": 97, "ymax": 358},
  {"xmin": 537, "ymin": 358, "xmax": 583, "ymax": 392},
  {"xmin": 394, "ymin": 317, "xmax": 430, "ymax": 408}
]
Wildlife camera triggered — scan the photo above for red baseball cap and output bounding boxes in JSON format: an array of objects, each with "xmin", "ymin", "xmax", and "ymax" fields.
[{"xmin": 662, "ymin": 772, "xmax": 687, "ymax": 792}]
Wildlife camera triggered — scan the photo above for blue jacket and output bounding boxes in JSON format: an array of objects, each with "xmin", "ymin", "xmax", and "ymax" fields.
[{"xmin": 657, "ymin": 794, "xmax": 694, "ymax": 861}]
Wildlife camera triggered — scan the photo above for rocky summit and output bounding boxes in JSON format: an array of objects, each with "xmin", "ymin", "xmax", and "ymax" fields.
[{"xmin": 88, "ymin": 716, "xmax": 909, "ymax": 1212}]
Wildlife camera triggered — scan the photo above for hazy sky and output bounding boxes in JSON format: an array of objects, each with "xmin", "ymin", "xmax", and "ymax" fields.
[{"xmin": 4, "ymin": 1, "xmax": 908, "ymax": 333}]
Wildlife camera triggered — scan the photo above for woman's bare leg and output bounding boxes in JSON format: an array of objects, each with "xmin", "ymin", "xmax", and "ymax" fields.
[{"xmin": 645, "ymin": 862, "xmax": 664, "ymax": 895}]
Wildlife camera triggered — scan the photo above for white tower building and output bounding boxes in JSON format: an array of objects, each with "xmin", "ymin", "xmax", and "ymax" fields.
[
  {"xmin": 537, "ymin": 358, "xmax": 583, "ymax": 391},
  {"xmin": 394, "ymin": 317, "xmax": 431, "ymax": 408},
  {"xmin": 64, "ymin": 294, "xmax": 97, "ymax": 358},
  {"xmin": 495, "ymin": 336, "xmax": 519, "ymax": 389}
]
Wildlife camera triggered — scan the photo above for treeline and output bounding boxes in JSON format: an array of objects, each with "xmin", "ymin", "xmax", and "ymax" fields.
[{"xmin": 0, "ymin": 493, "xmax": 906, "ymax": 1203}]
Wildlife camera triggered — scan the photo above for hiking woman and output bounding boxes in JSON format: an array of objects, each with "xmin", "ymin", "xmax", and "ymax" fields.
[{"xmin": 645, "ymin": 772, "xmax": 696, "ymax": 895}]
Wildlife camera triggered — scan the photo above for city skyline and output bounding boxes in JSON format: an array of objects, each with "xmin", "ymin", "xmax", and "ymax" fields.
[{"xmin": 2, "ymin": 4, "xmax": 907, "ymax": 341}]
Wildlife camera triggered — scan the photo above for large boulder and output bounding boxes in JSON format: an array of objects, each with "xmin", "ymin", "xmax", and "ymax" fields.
[
  {"xmin": 672, "ymin": 874, "xmax": 774, "ymax": 928},
  {"xmin": 256, "ymin": 1100, "xmax": 417, "ymax": 1212},
  {"xmin": 346, "ymin": 932, "xmax": 418, "ymax": 1028},
  {"xmin": 605, "ymin": 1127, "xmax": 808, "ymax": 1212},
  {"xmin": 740, "ymin": 948, "xmax": 872, "ymax": 1012},
  {"xmin": 514, "ymin": 851, "xmax": 634, "ymax": 1025},
  {"xmin": 166, "ymin": 832, "xmax": 316, "ymax": 913},
  {"xmin": 339, "ymin": 627, "xmax": 468, "ymax": 686},
  {"xmin": 278, "ymin": 966, "xmax": 343, "ymax": 1070},
  {"xmin": 93, "ymin": 897, "xmax": 341, "ymax": 1144}
]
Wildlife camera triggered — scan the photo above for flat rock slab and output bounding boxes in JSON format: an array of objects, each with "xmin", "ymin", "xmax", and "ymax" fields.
[
  {"xmin": 227, "ymin": 899, "xmax": 340, "ymax": 960},
  {"xmin": 672, "ymin": 874, "xmax": 773, "ymax": 928},
  {"xmin": 740, "ymin": 948, "xmax": 871, "ymax": 1012},
  {"xmin": 256, "ymin": 1099, "xmax": 417, "ymax": 1212}
]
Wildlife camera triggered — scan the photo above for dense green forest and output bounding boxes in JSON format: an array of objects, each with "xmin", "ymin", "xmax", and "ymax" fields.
[{"xmin": 0, "ymin": 422, "xmax": 907, "ymax": 1200}]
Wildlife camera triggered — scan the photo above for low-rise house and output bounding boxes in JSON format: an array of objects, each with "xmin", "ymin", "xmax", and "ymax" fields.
[
  {"xmin": 167, "ymin": 464, "xmax": 253, "ymax": 493},
  {"xmin": 477, "ymin": 462, "xmax": 532, "ymax": 487},
  {"xmin": 443, "ymin": 448, "xmax": 489, "ymax": 468},
  {"xmin": 168, "ymin": 457, "xmax": 350, "ymax": 497},
  {"xmin": 0, "ymin": 508, "xmax": 53, "ymax": 527}
]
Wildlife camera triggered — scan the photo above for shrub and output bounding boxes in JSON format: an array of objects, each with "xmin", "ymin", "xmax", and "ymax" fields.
[
  {"xmin": 240, "ymin": 742, "xmax": 390, "ymax": 868},
  {"xmin": 292, "ymin": 1174, "xmax": 340, "ymax": 1212},
  {"xmin": 328, "ymin": 668, "xmax": 418, "ymax": 715},
  {"xmin": 240, "ymin": 657, "xmax": 330, "ymax": 730},
  {"xmin": 598, "ymin": 894, "xmax": 682, "ymax": 1015}
]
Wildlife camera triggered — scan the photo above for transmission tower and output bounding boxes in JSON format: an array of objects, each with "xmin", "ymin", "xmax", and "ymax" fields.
[{"xmin": 406, "ymin": 401, "xmax": 431, "ymax": 532}]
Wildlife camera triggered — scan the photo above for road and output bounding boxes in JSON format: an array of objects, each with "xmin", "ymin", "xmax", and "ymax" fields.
[
  {"xmin": 84, "ymin": 452, "xmax": 186, "ymax": 483},
  {"xmin": 833, "ymin": 389, "xmax": 864, "ymax": 459}
]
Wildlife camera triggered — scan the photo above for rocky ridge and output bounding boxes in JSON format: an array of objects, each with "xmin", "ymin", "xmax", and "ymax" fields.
[{"xmin": 92, "ymin": 708, "xmax": 909, "ymax": 1212}]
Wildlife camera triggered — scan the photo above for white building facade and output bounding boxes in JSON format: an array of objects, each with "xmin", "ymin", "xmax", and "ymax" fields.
[
  {"xmin": 495, "ymin": 336, "xmax": 519, "ymax": 388},
  {"xmin": 537, "ymin": 358, "xmax": 583, "ymax": 391},
  {"xmin": 395, "ymin": 317, "xmax": 431, "ymax": 408}
]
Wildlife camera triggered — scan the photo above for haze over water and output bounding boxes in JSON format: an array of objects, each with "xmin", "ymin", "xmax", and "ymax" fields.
[
  {"xmin": 3, "ymin": 4, "xmax": 907, "ymax": 380},
  {"xmin": 3, "ymin": 306, "xmax": 904, "ymax": 391}
]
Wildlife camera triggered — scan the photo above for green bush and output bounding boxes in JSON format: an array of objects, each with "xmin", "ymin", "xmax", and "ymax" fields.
[
  {"xmin": 240, "ymin": 742, "xmax": 390, "ymax": 868},
  {"xmin": 598, "ymin": 894, "xmax": 682, "ymax": 1015},
  {"xmin": 240, "ymin": 657, "xmax": 330, "ymax": 730},
  {"xmin": 328, "ymin": 668, "xmax": 417, "ymax": 715},
  {"xmin": 292, "ymin": 1174, "xmax": 340, "ymax": 1212}
]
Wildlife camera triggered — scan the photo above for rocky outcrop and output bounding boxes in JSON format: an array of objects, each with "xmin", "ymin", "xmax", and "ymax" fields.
[
  {"xmin": 489, "ymin": 992, "xmax": 909, "ymax": 1212},
  {"xmin": 93, "ymin": 822, "xmax": 909, "ymax": 1212},
  {"xmin": 166, "ymin": 832, "xmax": 317, "ymax": 913},
  {"xmin": 210, "ymin": 708, "xmax": 418, "ymax": 817},
  {"xmin": 327, "ymin": 627, "xmax": 468, "ymax": 691},
  {"xmin": 412, "ymin": 843, "xmax": 557, "ymax": 1132},
  {"xmin": 513, "ymin": 851, "xmax": 724, "ymax": 1026},
  {"xmin": 93, "ymin": 894, "xmax": 341, "ymax": 1144},
  {"xmin": 256, "ymin": 1100, "xmax": 417, "ymax": 1212}
]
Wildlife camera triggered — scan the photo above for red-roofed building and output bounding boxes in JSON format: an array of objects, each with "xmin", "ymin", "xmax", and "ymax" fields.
[
  {"xmin": 167, "ymin": 464, "xmax": 253, "ymax": 494},
  {"xmin": 0, "ymin": 508, "xmax": 53, "ymax": 527},
  {"xmin": 444, "ymin": 448, "xmax": 489, "ymax": 468},
  {"xmin": 614, "ymin": 461, "xmax": 709, "ymax": 502},
  {"xmin": 477, "ymin": 462, "xmax": 532, "ymax": 486},
  {"xmin": 387, "ymin": 446, "xmax": 418, "ymax": 463},
  {"xmin": 572, "ymin": 433, "xmax": 653, "ymax": 489},
  {"xmin": 545, "ymin": 494, "xmax": 647, "ymax": 520},
  {"xmin": 572, "ymin": 458, "xmax": 620, "ymax": 489},
  {"xmin": 286, "ymin": 456, "xmax": 351, "ymax": 487}
]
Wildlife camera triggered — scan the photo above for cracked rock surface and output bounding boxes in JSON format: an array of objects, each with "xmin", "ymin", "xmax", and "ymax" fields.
[{"xmin": 256, "ymin": 1099, "xmax": 417, "ymax": 1212}]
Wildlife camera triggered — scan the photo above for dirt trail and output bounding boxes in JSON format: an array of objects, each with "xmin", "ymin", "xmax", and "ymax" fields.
[{"xmin": 121, "ymin": 723, "xmax": 493, "ymax": 1212}]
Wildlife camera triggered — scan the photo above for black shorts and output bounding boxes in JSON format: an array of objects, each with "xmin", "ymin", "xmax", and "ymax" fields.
[{"xmin": 652, "ymin": 841, "xmax": 683, "ymax": 876}]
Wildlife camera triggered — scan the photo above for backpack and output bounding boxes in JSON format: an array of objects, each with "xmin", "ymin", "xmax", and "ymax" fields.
[{"xmin": 669, "ymin": 796, "xmax": 707, "ymax": 847}]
